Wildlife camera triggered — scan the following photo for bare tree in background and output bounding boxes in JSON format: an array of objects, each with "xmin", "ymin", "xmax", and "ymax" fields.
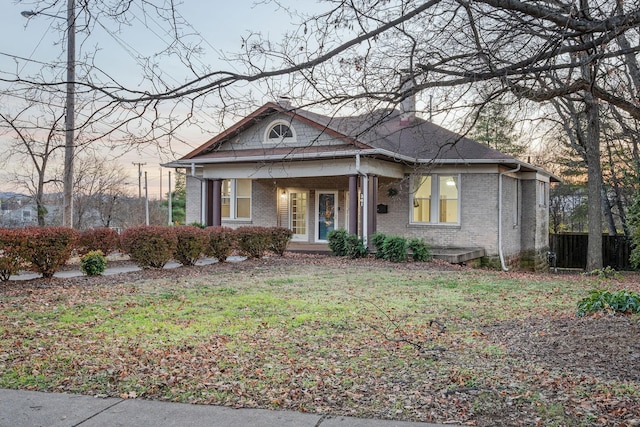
[
  {"xmin": 0, "ymin": 100, "xmax": 65, "ymax": 226},
  {"xmin": 71, "ymin": 153, "xmax": 131, "ymax": 229}
]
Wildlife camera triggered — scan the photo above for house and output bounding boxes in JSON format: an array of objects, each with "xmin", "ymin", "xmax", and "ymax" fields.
[{"xmin": 164, "ymin": 100, "xmax": 559, "ymax": 269}]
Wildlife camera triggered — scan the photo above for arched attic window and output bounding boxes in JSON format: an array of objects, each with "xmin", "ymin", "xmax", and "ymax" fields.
[{"xmin": 264, "ymin": 120, "xmax": 296, "ymax": 143}]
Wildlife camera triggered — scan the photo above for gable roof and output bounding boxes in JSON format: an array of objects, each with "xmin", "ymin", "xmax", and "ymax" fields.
[{"xmin": 170, "ymin": 102, "xmax": 559, "ymax": 180}]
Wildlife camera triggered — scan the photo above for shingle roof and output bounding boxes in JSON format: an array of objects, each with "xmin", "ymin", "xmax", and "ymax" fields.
[
  {"xmin": 292, "ymin": 107, "xmax": 514, "ymax": 162},
  {"xmin": 173, "ymin": 102, "xmax": 558, "ymax": 180}
]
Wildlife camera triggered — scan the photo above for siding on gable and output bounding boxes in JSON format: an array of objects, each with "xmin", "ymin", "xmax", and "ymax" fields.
[{"xmin": 216, "ymin": 113, "xmax": 349, "ymax": 151}]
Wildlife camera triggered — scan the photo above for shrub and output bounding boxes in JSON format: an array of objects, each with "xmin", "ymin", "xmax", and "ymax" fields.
[
  {"xmin": 0, "ymin": 228, "xmax": 27, "ymax": 282},
  {"xmin": 22, "ymin": 227, "xmax": 79, "ymax": 278},
  {"xmin": 327, "ymin": 229, "xmax": 349, "ymax": 256},
  {"xmin": 408, "ymin": 237, "xmax": 432, "ymax": 262},
  {"xmin": 81, "ymin": 250, "xmax": 107, "ymax": 276},
  {"xmin": 206, "ymin": 226, "xmax": 235, "ymax": 262},
  {"xmin": 77, "ymin": 227, "xmax": 120, "ymax": 256},
  {"xmin": 370, "ymin": 232, "xmax": 387, "ymax": 259},
  {"xmin": 268, "ymin": 227, "xmax": 293, "ymax": 256},
  {"xmin": 174, "ymin": 226, "xmax": 208, "ymax": 266},
  {"xmin": 345, "ymin": 233, "xmax": 368, "ymax": 259},
  {"xmin": 120, "ymin": 226, "xmax": 177, "ymax": 269},
  {"xmin": 235, "ymin": 226, "xmax": 270, "ymax": 258},
  {"xmin": 189, "ymin": 222, "xmax": 207, "ymax": 229},
  {"xmin": 382, "ymin": 235, "xmax": 408, "ymax": 262},
  {"xmin": 577, "ymin": 289, "xmax": 640, "ymax": 316}
]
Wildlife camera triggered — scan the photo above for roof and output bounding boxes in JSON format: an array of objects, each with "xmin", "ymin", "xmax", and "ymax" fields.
[{"xmin": 168, "ymin": 102, "xmax": 559, "ymax": 180}]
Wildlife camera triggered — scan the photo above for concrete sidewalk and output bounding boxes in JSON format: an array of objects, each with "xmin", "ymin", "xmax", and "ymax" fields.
[{"xmin": 0, "ymin": 389, "xmax": 462, "ymax": 427}]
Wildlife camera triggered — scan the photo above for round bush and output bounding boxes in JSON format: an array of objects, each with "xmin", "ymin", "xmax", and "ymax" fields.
[
  {"xmin": 120, "ymin": 226, "xmax": 177, "ymax": 269},
  {"xmin": 22, "ymin": 227, "xmax": 79, "ymax": 278},
  {"xmin": 205, "ymin": 226, "xmax": 235, "ymax": 262},
  {"xmin": 78, "ymin": 227, "xmax": 121, "ymax": 256},
  {"xmin": 81, "ymin": 250, "xmax": 107, "ymax": 276},
  {"xmin": 174, "ymin": 226, "xmax": 208, "ymax": 266}
]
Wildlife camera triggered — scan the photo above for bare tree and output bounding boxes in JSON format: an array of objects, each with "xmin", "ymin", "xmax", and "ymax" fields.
[
  {"xmin": 71, "ymin": 153, "xmax": 131, "ymax": 229},
  {"xmin": 0, "ymin": 101, "xmax": 65, "ymax": 226}
]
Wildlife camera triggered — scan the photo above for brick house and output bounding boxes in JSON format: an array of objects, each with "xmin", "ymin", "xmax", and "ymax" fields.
[{"xmin": 164, "ymin": 101, "xmax": 559, "ymax": 269}]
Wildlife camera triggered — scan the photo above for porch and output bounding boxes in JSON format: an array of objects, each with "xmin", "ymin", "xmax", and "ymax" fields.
[{"xmin": 286, "ymin": 242, "xmax": 485, "ymax": 264}]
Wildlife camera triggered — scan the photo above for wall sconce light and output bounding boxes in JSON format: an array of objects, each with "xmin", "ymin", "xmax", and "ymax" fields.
[{"xmin": 280, "ymin": 190, "xmax": 286, "ymax": 198}]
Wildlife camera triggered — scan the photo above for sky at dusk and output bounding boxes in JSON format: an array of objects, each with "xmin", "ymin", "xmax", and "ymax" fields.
[{"xmin": 0, "ymin": 1, "xmax": 321, "ymax": 197}]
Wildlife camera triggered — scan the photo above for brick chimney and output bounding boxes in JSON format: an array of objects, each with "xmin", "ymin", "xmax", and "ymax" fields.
[{"xmin": 399, "ymin": 74, "xmax": 416, "ymax": 125}]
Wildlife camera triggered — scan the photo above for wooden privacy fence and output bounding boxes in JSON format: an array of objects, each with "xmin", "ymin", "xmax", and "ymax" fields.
[{"xmin": 549, "ymin": 233, "xmax": 634, "ymax": 270}]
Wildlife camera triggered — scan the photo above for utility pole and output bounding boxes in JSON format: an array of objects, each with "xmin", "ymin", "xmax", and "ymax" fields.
[
  {"xmin": 133, "ymin": 162, "xmax": 146, "ymax": 198},
  {"xmin": 62, "ymin": 0, "xmax": 75, "ymax": 228},
  {"xmin": 168, "ymin": 171, "xmax": 172, "ymax": 226},
  {"xmin": 144, "ymin": 171, "xmax": 149, "ymax": 226}
]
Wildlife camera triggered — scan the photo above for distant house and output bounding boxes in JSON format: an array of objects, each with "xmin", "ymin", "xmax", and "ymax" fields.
[
  {"xmin": 0, "ymin": 194, "xmax": 38, "ymax": 227},
  {"xmin": 164, "ymin": 101, "xmax": 559, "ymax": 269}
]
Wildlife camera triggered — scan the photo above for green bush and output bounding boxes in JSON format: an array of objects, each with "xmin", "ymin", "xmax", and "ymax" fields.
[
  {"xmin": 408, "ymin": 237, "xmax": 432, "ymax": 262},
  {"xmin": 23, "ymin": 227, "xmax": 79, "ymax": 278},
  {"xmin": 0, "ymin": 228, "xmax": 27, "ymax": 282},
  {"xmin": 382, "ymin": 235, "xmax": 408, "ymax": 262},
  {"xmin": 81, "ymin": 250, "xmax": 107, "ymax": 276},
  {"xmin": 345, "ymin": 233, "xmax": 368, "ymax": 259},
  {"xmin": 78, "ymin": 227, "xmax": 120, "ymax": 256},
  {"xmin": 577, "ymin": 289, "xmax": 640, "ymax": 316},
  {"xmin": 235, "ymin": 226, "xmax": 270, "ymax": 258},
  {"xmin": 268, "ymin": 227, "xmax": 293, "ymax": 256},
  {"xmin": 327, "ymin": 229, "xmax": 349, "ymax": 256},
  {"xmin": 120, "ymin": 226, "xmax": 177, "ymax": 269},
  {"xmin": 205, "ymin": 226, "xmax": 235, "ymax": 262},
  {"xmin": 370, "ymin": 232, "xmax": 387, "ymax": 259},
  {"xmin": 174, "ymin": 226, "xmax": 208, "ymax": 266}
]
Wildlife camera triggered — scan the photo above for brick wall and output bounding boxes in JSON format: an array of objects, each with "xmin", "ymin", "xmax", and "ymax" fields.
[{"xmin": 185, "ymin": 175, "xmax": 202, "ymax": 225}]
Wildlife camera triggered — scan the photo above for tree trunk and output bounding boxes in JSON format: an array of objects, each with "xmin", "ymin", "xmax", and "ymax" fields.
[{"xmin": 585, "ymin": 97, "xmax": 604, "ymax": 270}]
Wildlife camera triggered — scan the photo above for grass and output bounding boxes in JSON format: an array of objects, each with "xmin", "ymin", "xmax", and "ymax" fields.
[{"xmin": 0, "ymin": 260, "xmax": 638, "ymax": 425}]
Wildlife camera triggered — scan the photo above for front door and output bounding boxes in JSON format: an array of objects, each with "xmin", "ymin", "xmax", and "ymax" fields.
[
  {"xmin": 289, "ymin": 191, "xmax": 308, "ymax": 241},
  {"xmin": 316, "ymin": 191, "xmax": 338, "ymax": 242}
]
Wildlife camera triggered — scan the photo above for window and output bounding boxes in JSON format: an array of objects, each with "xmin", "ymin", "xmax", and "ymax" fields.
[
  {"xmin": 538, "ymin": 181, "xmax": 548, "ymax": 207},
  {"xmin": 265, "ymin": 121, "xmax": 296, "ymax": 143},
  {"xmin": 411, "ymin": 175, "xmax": 459, "ymax": 224},
  {"xmin": 222, "ymin": 179, "xmax": 251, "ymax": 219}
]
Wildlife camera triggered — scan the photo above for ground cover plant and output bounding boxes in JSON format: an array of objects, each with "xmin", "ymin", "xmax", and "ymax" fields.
[{"xmin": 1, "ymin": 255, "xmax": 639, "ymax": 426}]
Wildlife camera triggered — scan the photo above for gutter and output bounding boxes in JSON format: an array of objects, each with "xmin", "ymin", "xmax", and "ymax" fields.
[{"xmin": 498, "ymin": 164, "xmax": 520, "ymax": 272}]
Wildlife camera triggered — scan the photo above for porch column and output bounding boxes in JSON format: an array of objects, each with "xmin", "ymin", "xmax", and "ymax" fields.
[
  {"xmin": 369, "ymin": 175, "xmax": 378, "ymax": 236},
  {"xmin": 205, "ymin": 179, "xmax": 214, "ymax": 226},
  {"xmin": 212, "ymin": 179, "xmax": 222, "ymax": 227},
  {"xmin": 360, "ymin": 174, "xmax": 369, "ymax": 244},
  {"xmin": 349, "ymin": 175, "xmax": 358, "ymax": 235}
]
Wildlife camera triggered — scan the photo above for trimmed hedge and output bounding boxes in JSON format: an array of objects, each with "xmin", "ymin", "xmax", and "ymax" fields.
[
  {"xmin": 174, "ymin": 226, "xmax": 208, "ymax": 266},
  {"xmin": 0, "ymin": 228, "xmax": 27, "ymax": 281},
  {"xmin": 327, "ymin": 229, "xmax": 368, "ymax": 259},
  {"xmin": 206, "ymin": 226, "xmax": 235, "ymax": 262},
  {"xmin": 78, "ymin": 227, "xmax": 121, "ymax": 256},
  {"xmin": 23, "ymin": 227, "xmax": 79, "ymax": 278},
  {"xmin": 268, "ymin": 227, "xmax": 293, "ymax": 256},
  {"xmin": 120, "ymin": 225, "xmax": 177, "ymax": 269},
  {"xmin": 235, "ymin": 226, "xmax": 270, "ymax": 259}
]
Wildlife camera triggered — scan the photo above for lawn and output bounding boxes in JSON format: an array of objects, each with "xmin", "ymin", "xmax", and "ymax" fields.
[{"xmin": 1, "ymin": 255, "xmax": 639, "ymax": 426}]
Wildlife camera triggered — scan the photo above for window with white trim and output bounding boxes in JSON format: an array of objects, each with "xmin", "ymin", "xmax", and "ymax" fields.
[
  {"xmin": 265, "ymin": 121, "xmax": 296, "ymax": 143},
  {"xmin": 411, "ymin": 175, "xmax": 459, "ymax": 224},
  {"xmin": 222, "ymin": 179, "xmax": 252, "ymax": 219}
]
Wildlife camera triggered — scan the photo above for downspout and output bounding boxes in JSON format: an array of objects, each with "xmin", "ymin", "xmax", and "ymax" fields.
[
  {"xmin": 498, "ymin": 164, "xmax": 521, "ymax": 271},
  {"xmin": 356, "ymin": 154, "xmax": 368, "ymax": 245}
]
